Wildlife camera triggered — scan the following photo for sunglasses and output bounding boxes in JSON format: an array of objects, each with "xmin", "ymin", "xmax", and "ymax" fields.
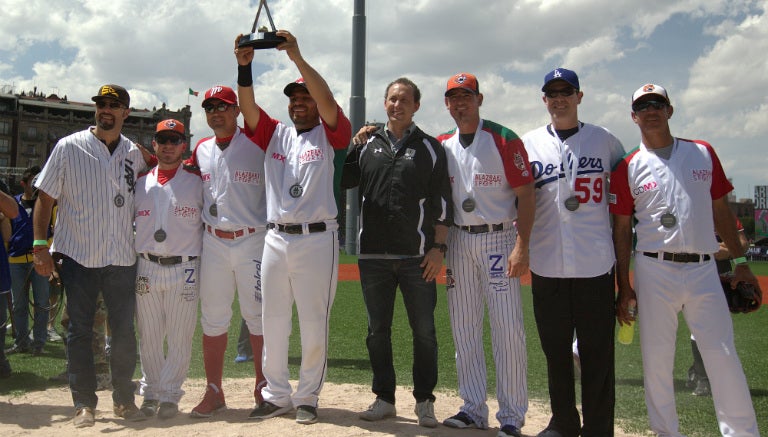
[
  {"xmin": 632, "ymin": 100, "xmax": 668, "ymax": 113},
  {"xmin": 95, "ymin": 100, "xmax": 124, "ymax": 109},
  {"xmin": 203, "ymin": 103, "xmax": 231, "ymax": 113},
  {"xmin": 155, "ymin": 134, "xmax": 185, "ymax": 145},
  {"xmin": 544, "ymin": 88, "xmax": 577, "ymax": 98}
]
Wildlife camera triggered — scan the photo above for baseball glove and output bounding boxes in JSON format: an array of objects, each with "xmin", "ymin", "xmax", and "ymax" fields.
[{"xmin": 720, "ymin": 272, "xmax": 762, "ymax": 314}]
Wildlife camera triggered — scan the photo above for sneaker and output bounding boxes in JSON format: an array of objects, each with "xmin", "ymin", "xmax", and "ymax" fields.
[
  {"xmin": 4, "ymin": 344, "xmax": 29, "ymax": 354},
  {"xmin": 443, "ymin": 411, "xmax": 483, "ymax": 429},
  {"xmin": 296, "ymin": 405, "xmax": 318, "ymax": 425},
  {"xmin": 73, "ymin": 406, "xmax": 95, "ymax": 428},
  {"xmin": 157, "ymin": 402, "xmax": 179, "ymax": 420},
  {"xmin": 693, "ymin": 377, "xmax": 711, "ymax": 396},
  {"xmin": 415, "ymin": 400, "xmax": 438, "ymax": 428},
  {"xmin": 47, "ymin": 327, "xmax": 63, "ymax": 342},
  {"xmin": 95, "ymin": 373, "xmax": 112, "ymax": 391},
  {"xmin": 359, "ymin": 398, "xmax": 396, "ymax": 421},
  {"xmin": 140, "ymin": 399, "xmax": 159, "ymax": 417},
  {"xmin": 234, "ymin": 354, "xmax": 253, "ymax": 363},
  {"xmin": 0, "ymin": 359, "xmax": 11, "ymax": 378},
  {"xmin": 248, "ymin": 401, "xmax": 292, "ymax": 420},
  {"xmin": 498, "ymin": 424, "xmax": 523, "ymax": 437},
  {"xmin": 114, "ymin": 402, "xmax": 148, "ymax": 421},
  {"xmin": 190, "ymin": 384, "xmax": 226, "ymax": 418}
]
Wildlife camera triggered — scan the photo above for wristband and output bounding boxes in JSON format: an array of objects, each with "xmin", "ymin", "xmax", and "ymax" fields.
[
  {"xmin": 237, "ymin": 63, "xmax": 254, "ymax": 87},
  {"xmin": 33, "ymin": 239, "xmax": 49, "ymax": 247},
  {"xmin": 732, "ymin": 256, "xmax": 748, "ymax": 265}
]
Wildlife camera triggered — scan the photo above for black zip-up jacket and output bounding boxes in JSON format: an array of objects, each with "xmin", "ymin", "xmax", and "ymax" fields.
[{"xmin": 341, "ymin": 124, "xmax": 452, "ymax": 256}]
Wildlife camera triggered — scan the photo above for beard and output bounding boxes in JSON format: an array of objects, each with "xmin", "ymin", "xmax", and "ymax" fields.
[{"xmin": 96, "ymin": 116, "xmax": 116, "ymax": 131}]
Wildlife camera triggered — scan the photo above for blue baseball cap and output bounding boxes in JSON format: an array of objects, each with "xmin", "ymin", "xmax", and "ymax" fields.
[{"xmin": 542, "ymin": 68, "xmax": 580, "ymax": 91}]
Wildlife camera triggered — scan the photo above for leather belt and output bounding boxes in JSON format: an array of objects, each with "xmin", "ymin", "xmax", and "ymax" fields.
[
  {"xmin": 643, "ymin": 252, "xmax": 711, "ymax": 263},
  {"xmin": 206, "ymin": 225, "xmax": 257, "ymax": 240},
  {"xmin": 457, "ymin": 223, "xmax": 505, "ymax": 234},
  {"xmin": 267, "ymin": 222, "xmax": 327, "ymax": 235},
  {"xmin": 141, "ymin": 253, "xmax": 198, "ymax": 266}
]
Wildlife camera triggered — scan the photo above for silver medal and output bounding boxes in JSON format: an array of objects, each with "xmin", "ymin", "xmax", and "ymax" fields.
[
  {"xmin": 154, "ymin": 229, "xmax": 167, "ymax": 242},
  {"xmin": 564, "ymin": 196, "xmax": 580, "ymax": 211},
  {"xmin": 209, "ymin": 204, "xmax": 218, "ymax": 217},
  {"xmin": 660, "ymin": 212, "xmax": 677, "ymax": 228},
  {"xmin": 289, "ymin": 183, "xmax": 304, "ymax": 198},
  {"xmin": 461, "ymin": 197, "xmax": 476, "ymax": 212},
  {"xmin": 114, "ymin": 194, "xmax": 125, "ymax": 208}
]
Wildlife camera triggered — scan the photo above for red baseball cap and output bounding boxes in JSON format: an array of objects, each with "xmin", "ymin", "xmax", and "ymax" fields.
[
  {"xmin": 202, "ymin": 85, "xmax": 238, "ymax": 106},
  {"xmin": 283, "ymin": 78, "xmax": 308, "ymax": 97},
  {"xmin": 155, "ymin": 119, "xmax": 185, "ymax": 135},
  {"xmin": 445, "ymin": 73, "xmax": 479, "ymax": 96}
]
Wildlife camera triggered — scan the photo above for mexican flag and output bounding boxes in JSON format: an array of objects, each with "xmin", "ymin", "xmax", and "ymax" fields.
[{"xmin": 188, "ymin": 88, "xmax": 199, "ymax": 97}]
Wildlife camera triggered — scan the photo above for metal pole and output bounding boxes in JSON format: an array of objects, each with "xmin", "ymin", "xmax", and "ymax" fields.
[{"xmin": 345, "ymin": 0, "xmax": 366, "ymax": 255}]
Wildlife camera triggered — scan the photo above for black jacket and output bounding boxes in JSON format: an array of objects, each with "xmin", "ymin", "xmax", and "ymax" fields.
[{"xmin": 341, "ymin": 125, "xmax": 452, "ymax": 255}]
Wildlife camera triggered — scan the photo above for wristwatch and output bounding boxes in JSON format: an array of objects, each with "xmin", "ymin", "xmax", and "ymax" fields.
[{"xmin": 432, "ymin": 243, "xmax": 448, "ymax": 254}]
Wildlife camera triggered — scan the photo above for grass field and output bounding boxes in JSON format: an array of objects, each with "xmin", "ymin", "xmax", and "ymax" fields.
[{"xmin": 2, "ymin": 258, "xmax": 766, "ymax": 436}]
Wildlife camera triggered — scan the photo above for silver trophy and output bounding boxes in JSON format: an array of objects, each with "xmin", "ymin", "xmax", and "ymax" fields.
[{"xmin": 238, "ymin": 0, "xmax": 286, "ymax": 49}]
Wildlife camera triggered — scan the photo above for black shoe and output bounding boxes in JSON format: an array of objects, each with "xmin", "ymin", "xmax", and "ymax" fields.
[
  {"xmin": 0, "ymin": 359, "xmax": 11, "ymax": 378},
  {"xmin": 4, "ymin": 344, "xmax": 29, "ymax": 354},
  {"xmin": 296, "ymin": 405, "xmax": 318, "ymax": 425},
  {"xmin": 140, "ymin": 399, "xmax": 159, "ymax": 417},
  {"xmin": 158, "ymin": 402, "xmax": 179, "ymax": 419},
  {"xmin": 31, "ymin": 347, "xmax": 44, "ymax": 356},
  {"xmin": 248, "ymin": 401, "xmax": 292, "ymax": 420},
  {"xmin": 499, "ymin": 424, "xmax": 523, "ymax": 437}
]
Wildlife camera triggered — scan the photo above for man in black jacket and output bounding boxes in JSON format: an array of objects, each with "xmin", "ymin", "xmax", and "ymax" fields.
[{"xmin": 341, "ymin": 77, "xmax": 452, "ymax": 429}]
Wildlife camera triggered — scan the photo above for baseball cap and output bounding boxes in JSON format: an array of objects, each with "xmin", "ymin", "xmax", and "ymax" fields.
[
  {"xmin": 541, "ymin": 68, "xmax": 579, "ymax": 91},
  {"xmin": 91, "ymin": 84, "xmax": 130, "ymax": 107},
  {"xmin": 155, "ymin": 119, "xmax": 185, "ymax": 135},
  {"xmin": 202, "ymin": 85, "xmax": 238, "ymax": 106},
  {"xmin": 445, "ymin": 73, "xmax": 479, "ymax": 96},
  {"xmin": 631, "ymin": 83, "xmax": 669, "ymax": 105},
  {"xmin": 283, "ymin": 78, "xmax": 307, "ymax": 97}
]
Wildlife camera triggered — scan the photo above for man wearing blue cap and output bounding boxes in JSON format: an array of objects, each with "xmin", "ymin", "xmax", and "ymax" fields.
[{"xmin": 522, "ymin": 68, "xmax": 625, "ymax": 437}]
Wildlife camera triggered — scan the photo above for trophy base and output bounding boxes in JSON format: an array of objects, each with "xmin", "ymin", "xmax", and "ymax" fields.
[{"xmin": 238, "ymin": 32, "xmax": 286, "ymax": 49}]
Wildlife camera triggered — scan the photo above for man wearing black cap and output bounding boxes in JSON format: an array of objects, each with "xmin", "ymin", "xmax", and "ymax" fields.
[
  {"xmin": 234, "ymin": 30, "xmax": 351, "ymax": 425},
  {"xmin": 32, "ymin": 83, "xmax": 154, "ymax": 427},
  {"xmin": 522, "ymin": 68, "xmax": 625, "ymax": 437}
]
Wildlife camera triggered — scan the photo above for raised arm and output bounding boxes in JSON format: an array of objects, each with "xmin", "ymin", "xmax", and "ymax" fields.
[{"xmin": 234, "ymin": 34, "xmax": 262, "ymax": 130}]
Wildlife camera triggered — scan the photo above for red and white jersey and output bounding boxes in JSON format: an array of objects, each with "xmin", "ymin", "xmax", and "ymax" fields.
[
  {"xmin": 189, "ymin": 128, "xmax": 267, "ymax": 230},
  {"xmin": 34, "ymin": 128, "xmax": 147, "ymax": 268},
  {"xmin": 246, "ymin": 106, "xmax": 351, "ymax": 224},
  {"xmin": 134, "ymin": 164, "xmax": 203, "ymax": 257},
  {"xmin": 522, "ymin": 123, "xmax": 625, "ymax": 277},
  {"xmin": 610, "ymin": 138, "xmax": 733, "ymax": 254},
  {"xmin": 437, "ymin": 119, "xmax": 533, "ymax": 226}
]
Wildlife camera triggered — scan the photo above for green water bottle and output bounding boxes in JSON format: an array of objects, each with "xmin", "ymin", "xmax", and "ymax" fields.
[{"xmin": 618, "ymin": 305, "xmax": 637, "ymax": 345}]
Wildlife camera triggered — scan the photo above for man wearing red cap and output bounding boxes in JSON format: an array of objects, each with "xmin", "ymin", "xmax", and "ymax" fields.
[
  {"xmin": 134, "ymin": 119, "xmax": 203, "ymax": 420},
  {"xmin": 437, "ymin": 73, "xmax": 534, "ymax": 437},
  {"xmin": 187, "ymin": 85, "xmax": 268, "ymax": 419},
  {"xmin": 234, "ymin": 30, "xmax": 351, "ymax": 425}
]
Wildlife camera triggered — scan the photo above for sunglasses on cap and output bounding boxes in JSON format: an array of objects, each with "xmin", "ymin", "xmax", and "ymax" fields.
[
  {"xmin": 95, "ymin": 100, "xmax": 124, "ymax": 109},
  {"xmin": 202, "ymin": 103, "xmax": 232, "ymax": 113},
  {"xmin": 544, "ymin": 88, "xmax": 577, "ymax": 98},
  {"xmin": 632, "ymin": 100, "xmax": 668, "ymax": 113},
  {"xmin": 155, "ymin": 134, "xmax": 185, "ymax": 145}
]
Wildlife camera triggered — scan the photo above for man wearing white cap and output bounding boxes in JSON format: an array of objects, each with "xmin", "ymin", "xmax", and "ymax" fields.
[{"xmin": 611, "ymin": 83, "xmax": 760, "ymax": 437}]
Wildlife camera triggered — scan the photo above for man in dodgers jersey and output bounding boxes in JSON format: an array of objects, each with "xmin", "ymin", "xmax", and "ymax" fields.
[
  {"xmin": 32, "ymin": 84, "xmax": 154, "ymax": 427},
  {"xmin": 611, "ymin": 83, "xmax": 760, "ymax": 437},
  {"xmin": 522, "ymin": 68, "xmax": 625, "ymax": 437},
  {"xmin": 437, "ymin": 73, "xmax": 534, "ymax": 437},
  {"xmin": 187, "ymin": 85, "xmax": 267, "ymax": 418},
  {"xmin": 235, "ymin": 30, "xmax": 351, "ymax": 425},
  {"xmin": 134, "ymin": 119, "xmax": 203, "ymax": 420}
]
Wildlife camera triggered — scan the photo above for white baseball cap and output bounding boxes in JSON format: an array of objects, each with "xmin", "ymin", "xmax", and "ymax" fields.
[{"xmin": 631, "ymin": 83, "xmax": 669, "ymax": 105}]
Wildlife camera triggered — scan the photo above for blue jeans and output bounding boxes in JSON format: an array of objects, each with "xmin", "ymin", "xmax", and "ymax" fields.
[
  {"xmin": 10, "ymin": 262, "xmax": 50, "ymax": 349},
  {"xmin": 59, "ymin": 256, "xmax": 138, "ymax": 409},
  {"xmin": 359, "ymin": 257, "xmax": 438, "ymax": 403}
]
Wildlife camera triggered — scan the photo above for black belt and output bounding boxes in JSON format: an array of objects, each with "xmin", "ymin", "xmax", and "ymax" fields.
[
  {"xmin": 643, "ymin": 252, "xmax": 711, "ymax": 263},
  {"xmin": 457, "ymin": 223, "xmax": 505, "ymax": 234},
  {"xmin": 267, "ymin": 222, "xmax": 327, "ymax": 234},
  {"xmin": 141, "ymin": 253, "xmax": 198, "ymax": 266}
]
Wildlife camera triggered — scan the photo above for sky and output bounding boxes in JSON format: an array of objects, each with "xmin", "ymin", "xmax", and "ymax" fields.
[{"xmin": 0, "ymin": 0, "xmax": 766, "ymax": 200}]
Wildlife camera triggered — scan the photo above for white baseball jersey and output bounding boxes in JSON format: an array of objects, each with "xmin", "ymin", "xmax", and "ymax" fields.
[
  {"xmin": 438, "ymin": 119, "xmax": 533, "ymax": 226},
  {"xmin": 522, "ymin": 123, "xmax": 624, "ymax": 277},
  {"xmin": 134, "ymin": 164, "xmax": 204, "ymax": 257},
  {"xmin": 610, "ymin": 139, "xmax": 731, "ymax": 253},
  {"xmin": 34, "ymin": 128, "xmax": 147, "ymax": 267},
  {"xmin": 190, "ymin": 128, "xmax": 267, "ymax": 230}
]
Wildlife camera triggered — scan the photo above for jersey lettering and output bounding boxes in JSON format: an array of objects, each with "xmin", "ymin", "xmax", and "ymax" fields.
[
  {"xmin": 185, "ymin": 268, "xmax": 196, "ymax": 284},
  {"xmin": 124, "ymin": 158, "xmax": 136, "ymax": 193}
]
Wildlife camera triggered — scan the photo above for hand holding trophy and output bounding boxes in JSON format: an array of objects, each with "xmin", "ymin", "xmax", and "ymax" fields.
[{"xmin": 237, "ymin": 0, "xmax": 287, "ymax": 49}]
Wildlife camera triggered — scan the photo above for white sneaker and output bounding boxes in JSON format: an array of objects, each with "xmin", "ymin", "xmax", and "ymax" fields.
[
  {"xmin": 414, "ymin": 400, "xmax": 438, "ymax": 428},
  {"xmin": 359, "ymin": 398, "xmax": 396, "ymax": 421}
]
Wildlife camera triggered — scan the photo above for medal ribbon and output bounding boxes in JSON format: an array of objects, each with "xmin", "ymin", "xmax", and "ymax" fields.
[
  {"xmin": 552, "ymin": 123, "xmax": 581, "ymax": 198},
  {"xmin": 645, "ymin": 138, "xmax": 683, "ymax": 217},
  {"xmin": 151, "ymin": 169, "xmax": 175, "ymax": 240}
]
